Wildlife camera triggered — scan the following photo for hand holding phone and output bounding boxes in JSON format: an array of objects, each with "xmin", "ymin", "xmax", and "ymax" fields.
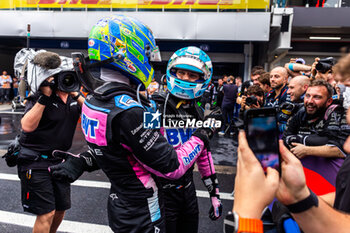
[{"xmin": 244, "ymin": 108, "xmax": 281, "ymax": 173}]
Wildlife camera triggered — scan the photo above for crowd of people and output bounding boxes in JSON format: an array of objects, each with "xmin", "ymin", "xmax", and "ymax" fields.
[
  {"xmin": 231, "ymin": 53, "xmax": 350, "ymax": 233},
  {"xmin": 219, "ymin": 54, "xmax": 350, "ymax": 232},
  {"xmin": 3, "ymin": 13, "xmax": 350, "ymax": 233}
]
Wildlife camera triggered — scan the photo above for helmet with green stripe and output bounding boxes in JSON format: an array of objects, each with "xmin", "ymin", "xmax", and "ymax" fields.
[{"xmin": 88, "ymin": 15, "xmax": 161, "ymax": 90}]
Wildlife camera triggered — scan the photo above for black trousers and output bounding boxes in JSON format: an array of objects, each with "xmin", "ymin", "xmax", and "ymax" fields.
[
  {"xmin": 0, "ymin": 88, "xmax": 11, "ymax": 102},
  {"xmin": 221, "ymin": 104, "xmax": 235, "ymax": 131},
  {"xmin": 107, "ymin": 190, "xmax": 166, "ymax": 233},
  {"xmin": 163, "ymin": 180, "xmax": 199, "ymax": 233}
]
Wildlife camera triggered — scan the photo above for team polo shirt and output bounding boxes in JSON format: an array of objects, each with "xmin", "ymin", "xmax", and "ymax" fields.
[{"xmin": 20, "ymin": 93, "xmax": 81, "ymax": 154}]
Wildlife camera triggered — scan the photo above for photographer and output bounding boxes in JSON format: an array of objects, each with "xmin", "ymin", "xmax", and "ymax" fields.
[
  {"xmin": 311, "ymin": 57, "xmax": 335, "ymax": 84},
  {"xmin": 257, "ymin": 72, "xmax": 272, "ymax": 95},
  {"xmin": 16, "ymin": 51, "xmax": 84, "ymax": 233},
  {"xmin": 239, "ymin": 85, "xmax": 265, "ymax": 118}
]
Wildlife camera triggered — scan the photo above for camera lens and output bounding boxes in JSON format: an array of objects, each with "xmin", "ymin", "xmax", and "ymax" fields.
[
  {"xmin": 57, "ymin": 71, "xmax": 80, "ymax": 92},
  {"xmin": 62, "ymin": 74, "xmax": 75, "ymax": 87},
  {"xmin": 246, "ymin": 96, "xmax": 258, "ymax": 106}
]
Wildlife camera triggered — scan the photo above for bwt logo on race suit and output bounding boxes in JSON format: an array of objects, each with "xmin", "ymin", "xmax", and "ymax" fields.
[
  {"xmin": 82, "ymin": 113, "xmax": 99, "ymax": 138},
  {"xmin": 144, "ymin": 110, "xmax": 161, "ymax": 129},
  {"xmin": 165, "ymin": 128, "xmax": 196, "ymax": 147},
  {"xmin": 183, "ymin": 144, "xmax": 201, "ymax": 165}
]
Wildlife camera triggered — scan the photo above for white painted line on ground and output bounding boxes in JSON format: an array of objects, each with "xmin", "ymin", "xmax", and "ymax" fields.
[
  {"xmin": 0, "ymin": 210, "xmax": 113, "ymax": 233},
  {"xmin": 0, "ymin": 173, "xmax": 234, "ymax": 200},
  {"xmin": 73, "ymin": 179, "xmax": 111, "ymax": 189},
  {"xmin": 196, "ymin": 190, "xmax": 234, "ymax": 200},
  {"xmin": 0, "ymin": 173, "xmax": 19, "ymax": 181},
  {"xmin": 0, "ymin": 111, "xmax": 24, "ymax": 115}
]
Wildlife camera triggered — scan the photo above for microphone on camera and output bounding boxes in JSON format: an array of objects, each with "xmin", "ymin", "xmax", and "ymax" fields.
[{"xmin": 33, "ymin": 51, "xmax": 61, "ymax": 70}]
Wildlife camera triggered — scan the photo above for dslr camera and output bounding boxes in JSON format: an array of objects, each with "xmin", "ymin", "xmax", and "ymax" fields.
[
  {"xmin": 316, "ymin": 57, "xmax": 335, "ymax": 73},
  {"xmin": 245, "ymin": 95, "xmax": 258, "ymax": 106}
]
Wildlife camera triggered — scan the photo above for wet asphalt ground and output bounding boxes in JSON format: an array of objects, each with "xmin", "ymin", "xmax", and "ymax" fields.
[{"xmin": 0, "ymin": 106, "xmax": 237, "ymax": 233}]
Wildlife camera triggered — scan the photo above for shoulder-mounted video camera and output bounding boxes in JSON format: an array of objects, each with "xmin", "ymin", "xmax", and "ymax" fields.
[
  {"xmin": 54, "ymin": 71, "xmax": 80, "ymax": 92},
  {"xmin": 316, "ymin": 57, "xmax": 335, "ymax": 73},
  {"xmin": 14, "ymin": 48, "xmax": 81, "ymax": 95}
]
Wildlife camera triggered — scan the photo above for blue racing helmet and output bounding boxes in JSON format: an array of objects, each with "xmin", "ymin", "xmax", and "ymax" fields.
[{"xmin": 166, "ymin": 46, "xmax": 213, "ymax": 100}]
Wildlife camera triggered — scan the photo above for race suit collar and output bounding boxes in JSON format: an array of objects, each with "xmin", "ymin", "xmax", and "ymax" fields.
[{"xmin": 100, "ymin": 68, "xmax": 130, "ymax": 85}]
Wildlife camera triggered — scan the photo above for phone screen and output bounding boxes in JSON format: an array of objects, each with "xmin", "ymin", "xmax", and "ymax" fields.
[{"xmin": 245, "ymin": 109, "xmax": 280, "ymax": 172}]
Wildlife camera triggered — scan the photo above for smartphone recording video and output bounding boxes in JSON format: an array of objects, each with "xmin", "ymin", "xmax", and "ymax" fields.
[{"xmin": 244, "ymin": 108, "xmax": 280, "ymax": 172}]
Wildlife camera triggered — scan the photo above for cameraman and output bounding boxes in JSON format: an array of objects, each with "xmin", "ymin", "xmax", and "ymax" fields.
[
  {"xmin": 239, "ymin": 85, "xmax": 265, "ymax": 118},
  {"xmin": 17, "ymin": 51, "xmax": 84, "ymax": 233}
]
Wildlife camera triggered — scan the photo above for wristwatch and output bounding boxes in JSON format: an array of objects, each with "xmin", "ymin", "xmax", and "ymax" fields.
[
  {"xmin": 224, "ymin": 212, "xmax": 263, "ymax": 233},
  {"xmin": 286, "ymin": 189, "xmax": 319, "ymax": 213}
]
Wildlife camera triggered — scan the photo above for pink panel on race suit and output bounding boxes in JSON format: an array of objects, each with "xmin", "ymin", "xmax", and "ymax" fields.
[
  {"xmin": 197, "ymin": 149, "xmax": 216, "ymax": 178},
  {"xmin": 161, "ymin": 127, "xmax": 215, "ymax": 178},
  {"xmin": 122, "ymin": 144, "xmax": 157, "ymax": 191},
  {"xmin": 132, "ymin": 136, "xmax": 205, "ymax": 180},
  {"xmin": 81, "ymin": 103, "xmax": 108, "ymax": 146}
]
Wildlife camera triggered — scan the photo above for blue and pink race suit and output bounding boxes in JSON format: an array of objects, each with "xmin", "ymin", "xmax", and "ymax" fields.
[
  {"xmin": 152, "ymin": 93, "xmax": 219, "ymax": 233},
  {"xmin": 81, "ymin": 92, "xmax": 210, "ymax": 233}
]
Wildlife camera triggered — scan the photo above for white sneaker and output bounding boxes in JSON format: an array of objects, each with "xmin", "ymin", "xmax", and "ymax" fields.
[{"xmin": 218, "ymin": 131, "xmax": 225, "ymax": 136}]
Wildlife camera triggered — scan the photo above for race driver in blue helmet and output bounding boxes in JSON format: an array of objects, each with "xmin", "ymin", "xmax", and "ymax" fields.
[
  {"xmin": 48, "ymin": 15, "xmax": 220, "ymax": 233},
  {"xmin": 151, "ymin": 46, "xmax": 223, "ymax": 233}
]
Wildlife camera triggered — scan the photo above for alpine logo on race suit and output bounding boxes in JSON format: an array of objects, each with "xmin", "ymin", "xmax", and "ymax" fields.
[{"xmin": 164, "ymin": 128, "xmax": 196, "ymax": 147}]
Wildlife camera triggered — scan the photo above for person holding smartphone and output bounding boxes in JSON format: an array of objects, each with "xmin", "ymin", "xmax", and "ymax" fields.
[{"xmin": 226, "ymin": 54, "xmax": 350, "ymax": 233}]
